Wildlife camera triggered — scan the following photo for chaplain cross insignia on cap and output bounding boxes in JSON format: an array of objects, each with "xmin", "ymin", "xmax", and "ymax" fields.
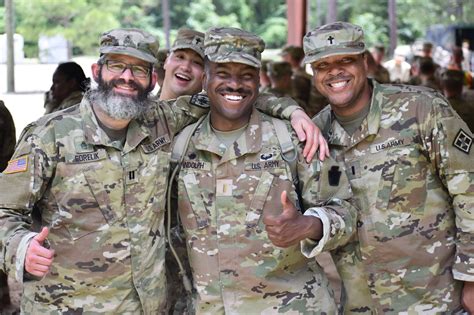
[
  {"xmin": 193, "ymin": 37, "xmax": 202, "ymax": 45},
  {"xmin": 327, "ymin": 35, "xmax": 335, "ymax": 44}
]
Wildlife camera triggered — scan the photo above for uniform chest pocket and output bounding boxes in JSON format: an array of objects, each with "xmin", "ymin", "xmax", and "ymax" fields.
[
  {"xmin": 51, "ymin": 160, "xmax": 125, "ymax": 240},
  {"xmin": 375, "ymin": 144, "xmax": 428, "ymax": 215}
]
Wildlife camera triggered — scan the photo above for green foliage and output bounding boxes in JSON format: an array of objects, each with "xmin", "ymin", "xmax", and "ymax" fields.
[{"xmin": 2, "ymin": 0, "xmax": 474, "ymax": 58}]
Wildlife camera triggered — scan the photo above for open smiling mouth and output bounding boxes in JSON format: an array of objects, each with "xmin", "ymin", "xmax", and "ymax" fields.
[
  {"xmin": 222, "ymin": 94, "xmax": 244, "ymax": 101},
  {"xmin": 175, "ymin": 73, "xmax": 191, "ymax": 82}
]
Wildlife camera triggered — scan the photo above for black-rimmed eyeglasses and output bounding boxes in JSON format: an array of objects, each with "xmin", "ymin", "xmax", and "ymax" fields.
[{"xmin": 104, "ymin": 60, "xmax": 151, "ymax": 78}]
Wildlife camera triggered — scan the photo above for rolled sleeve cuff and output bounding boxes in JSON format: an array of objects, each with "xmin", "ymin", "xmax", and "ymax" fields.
[
  {"xmin": 15, "ymin": 232, "xmax": 37, "ymax": 283},
  {"xmin": 300, "ymin": 207, "xmax": 330, "ymax": 258},
  {"xmin": 281, "ymin": 105, "xmax": 302, "ymax": 120}
]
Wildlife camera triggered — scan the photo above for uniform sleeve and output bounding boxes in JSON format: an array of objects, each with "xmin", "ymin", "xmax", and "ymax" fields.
[
  {"xmin": 255, "ymin": 93, "xmax": 302, "ymax": 120},
  {"xmin": 424, "ymin": 96, "xmax": 474, "ymax": 281},
  {"xmin": 0, "ymin": 123, "xmax": 53, "ymax": 280},
  {"xmin": 290, "ymin": 127, "xmax": 358, "ymax": 257}
]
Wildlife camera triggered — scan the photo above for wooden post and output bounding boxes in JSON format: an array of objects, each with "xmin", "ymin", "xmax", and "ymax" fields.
[
  {"xmin": 286, "ymin": 0, "xmax": 307, "ymax": 46},
  {"xmin": 5, "ymin": 0, "xmax": 15, "ymax": 92},
  {"xmin": 162, "ymin": 0, "xmax": 171, "ymax": 50},
  {"xmin": 388, "ymin": 0, "xmax": 397, "ymax": 57}
]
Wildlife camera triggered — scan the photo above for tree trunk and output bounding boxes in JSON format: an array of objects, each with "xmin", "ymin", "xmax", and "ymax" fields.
[
  {"xmin": 326, "ymin": 0, "xmax": 337, "ymax": 24},
  {"xmin": 6, "ymin": 0, "xmax": 15, "ymax": 93},
  {"xmin": 388, "ymin": 0, "xmax": 397, "ymax": 58}
]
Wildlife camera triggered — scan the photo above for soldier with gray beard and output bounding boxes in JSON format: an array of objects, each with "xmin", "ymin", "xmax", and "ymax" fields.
[
  {"xmin": 0, "ymin": 28, "xmax": 210, "ymax": 314},
  {"xmin": 0, "ymin": 27, "xmax": 327, "ymax": 314}
]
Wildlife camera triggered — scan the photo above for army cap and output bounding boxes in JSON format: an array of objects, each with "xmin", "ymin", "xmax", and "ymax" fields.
[
  {"xmin": 280, "ymin": 45, "xmax": 305, "ymax": 61},
  {"xmin": 171, "ymin": 28, "xmax": 205, "ymax": 59},
  {"xmin": 267, "ymin": 61, "xmax": 292, "ymax": 77},
  {"xmin": 99, "ymin": 28, "xmax": 159, "ymax": 63},
  {"xmin": 303, "ymin": 21, "xmax": 365, "ymax": 64},
  {"xmin": 204, "ymin": 27, "xmax": 265, "ymax": 68},
  {"xmin": 156, "ymin": 49, "xmax": 169, "ymax": 68}
]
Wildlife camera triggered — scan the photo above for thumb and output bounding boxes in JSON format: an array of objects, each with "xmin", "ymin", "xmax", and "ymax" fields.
[
  {"xmin": 280, "ymin": 191, "xmax": 297, "ymax": 216},
  {"xmin": 34, "ymin": 227, "xmax": 49, "ymax": 244}
]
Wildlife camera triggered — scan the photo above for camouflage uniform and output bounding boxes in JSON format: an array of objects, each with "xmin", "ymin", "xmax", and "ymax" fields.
[
  {"xmin": 0, "ymin": 28, "xmax": 208, "ymax": 314},
  {"xmin": 0, "ymin": 100, "xmax": 16, "ymax": 312},
  {"xmin": 303, "ymin": 22, "xmax": 474, "ymax": 314},
  {"xmin": 44, "ymin": 90, "xmax": 84, "ymax": 114},
  {"xmin": 173, "ymin": 26, "xmax": 358, "ymax": 315}
]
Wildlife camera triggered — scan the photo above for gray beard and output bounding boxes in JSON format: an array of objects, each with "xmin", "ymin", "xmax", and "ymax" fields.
[{"xmin": 86, "ymin": 86, "xmax": 150, "ymax": 120}]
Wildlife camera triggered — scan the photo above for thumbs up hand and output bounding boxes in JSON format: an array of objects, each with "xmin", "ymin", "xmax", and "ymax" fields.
[
  {"xmin": 25, "ymin": 227, "xmax": 55, "ymax": 277},
  {"xmin": 263, "ymin": 191, "xmax": 323, "ymax": 248}
]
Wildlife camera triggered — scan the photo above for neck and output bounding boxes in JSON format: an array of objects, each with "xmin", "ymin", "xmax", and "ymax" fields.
[
  {"xmin": 333, "ymin": 82, "xmax": 373, "ymax": 118},
  {"xmin": 210, "ymin": 113, "xmax": 251, "ymax": 132},
  {"xmin": 158, "ymin": 81, "xmax": 177, "ymax": 101},
  {"xmin": 92, "ymin": 103, "xmax": 131, "ymax": 130}
]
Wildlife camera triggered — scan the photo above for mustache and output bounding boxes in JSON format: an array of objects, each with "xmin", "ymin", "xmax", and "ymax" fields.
[
  {"xmin": 325, "ymin": 74, "xmax": 352, "ymax": 84},
  {"xmin": 107, "ymin": 78, "xmax": 141, "ymax": 91},
  {"xmin": 217, "ymin": 87, "xmax": 251, "ymax": 95}
]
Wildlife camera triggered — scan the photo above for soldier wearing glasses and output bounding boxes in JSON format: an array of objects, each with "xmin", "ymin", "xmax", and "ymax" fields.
[{"xmin": 0, "ymin": 28, "xmax": 210, "ymax": 314}]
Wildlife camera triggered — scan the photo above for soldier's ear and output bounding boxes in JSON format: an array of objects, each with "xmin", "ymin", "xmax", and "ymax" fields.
[
  {"xmin": 91, "ymin": 63, "xmax": 100, "ymax": 83},
  {"xmin": 362, "ymin": 53, "xmax": 369, "ymax": 72}
]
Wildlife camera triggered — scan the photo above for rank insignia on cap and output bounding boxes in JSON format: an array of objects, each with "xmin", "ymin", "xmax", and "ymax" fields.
[
  {"xmin": 453, "ymin": 129, "xmax": 472, "ymax": 154},
  {"xmin": 3, "ymin": 155, "xmax": 28, "ymax": 174}
]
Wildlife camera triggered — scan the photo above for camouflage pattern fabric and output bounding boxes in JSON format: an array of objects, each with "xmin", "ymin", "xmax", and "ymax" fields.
[
  {"xmin": 99, "ymin": 28, "xmax": 159, "ymax": 63},
  {"xmin": 0, "ymin": 95, "xmax": 208, "ymax": 314},
  {"xmin": 174, "ymin": 107, "xmax": 358, "ymax": 314},
  {"xmin": 303, "ymin": 22, "xmax": 365, "ymax": 65},
  {"xmin": 307, "ymin": 79, "xmax": 474, "ymax": 314},
  {"xmin": 204, "ymin": 27, "xmax": 265, "ymax": 68},
  {"xmin": 44, "ymin": 90, "xmax": 84, "ymax": 115},
  {"xmin": 170, "ymin": 28, "xmax": 205, "ymax": 59}
]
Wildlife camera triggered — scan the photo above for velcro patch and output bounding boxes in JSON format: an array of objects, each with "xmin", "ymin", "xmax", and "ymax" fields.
[
  {"xmin": 3, "ymin": 155, "xmax": 28, "ymax": 174},
  {"xmin": 453, "ymin": 129, "xmax": 472, "ymax": 154},
  {"xmin": 190, "ymin": 94, "xmax": 210, "ymax": 108}
]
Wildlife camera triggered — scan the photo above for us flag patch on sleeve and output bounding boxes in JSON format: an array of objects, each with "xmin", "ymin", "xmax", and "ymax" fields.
[
  {"xmin": 3, "ymin": 155, "xmax": 28, "ymax": 174},
  {"xmin": 453, "ymin": 129, "xmax": 473, "ymax": 154}
]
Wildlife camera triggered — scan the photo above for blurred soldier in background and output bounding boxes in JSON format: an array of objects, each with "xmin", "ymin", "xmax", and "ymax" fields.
[
  {"xmin": 440, "ymin": 69, "xmax": 474, "ymax": 131},
  {"xmin": 0, "ymin": 100, "xmax": 16, "ymax": 314},
  {"xmin": 369, "ymin": 45, "xmax": 390, "ymax": 83},
  {"xmin": 43, "ymin": 62, "xmax": 89, "ymax": 114},
  {"xmin": 259, "ymin": 59, "xmax": 271, "ymax": 93},
  {"xmin": 155, "ymin": 48, "xmax": 169, "ymax": 91}
]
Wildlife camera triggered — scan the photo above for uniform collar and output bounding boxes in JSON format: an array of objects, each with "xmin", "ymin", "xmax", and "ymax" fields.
[
  {"xmin": 81, "ymin": 97, "xmax": 150, "ymax": 152},
  {"xmin": 329, "ymin": 79, "xmax": 382, "ymax": 148},
  {"xmin": 194, "ymin": 107, "xmax": 263, "ymax": 163}
]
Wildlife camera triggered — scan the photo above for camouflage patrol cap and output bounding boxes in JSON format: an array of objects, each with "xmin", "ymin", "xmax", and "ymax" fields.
[
  {"xmin": 303, "ymin": 22, "xmax": 365, "ymax": 64},
  {"xmin": 154, "ymin": 49, "xmax": 169, "ymax": 70},
  {"xmin": 171, "ymin": 28, "xmax": 205, "ymax": 59},
  {"xmin": 99, "ymin": 28, "xmax": 159, "ymax": 63},
  {"xmin": 280, "ymin": 45, "xmax": 305, "ymax": 61},
  {"xmin": 204, "ymin": 27, "xmax": 265, "ymax": 68},
  {"xmin": 267, "ymin": 61, "xmax": 292, "ymax": 77}
]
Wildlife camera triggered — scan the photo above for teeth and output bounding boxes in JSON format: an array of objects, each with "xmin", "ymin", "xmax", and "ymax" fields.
[
  {"xmin": 330, "ymin": 81, "xmax": 347, "ymax": 88},
  {"xmin": 176, "ymin": 73, "xmax": 191, "ymax": 81},
  {"xmin": 116, "ymin": 85, "xmax": 134, "ymax": 90},
  {"xmin": 224, "ymin": 94, "xmax": 243, "ymax": 101}
]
